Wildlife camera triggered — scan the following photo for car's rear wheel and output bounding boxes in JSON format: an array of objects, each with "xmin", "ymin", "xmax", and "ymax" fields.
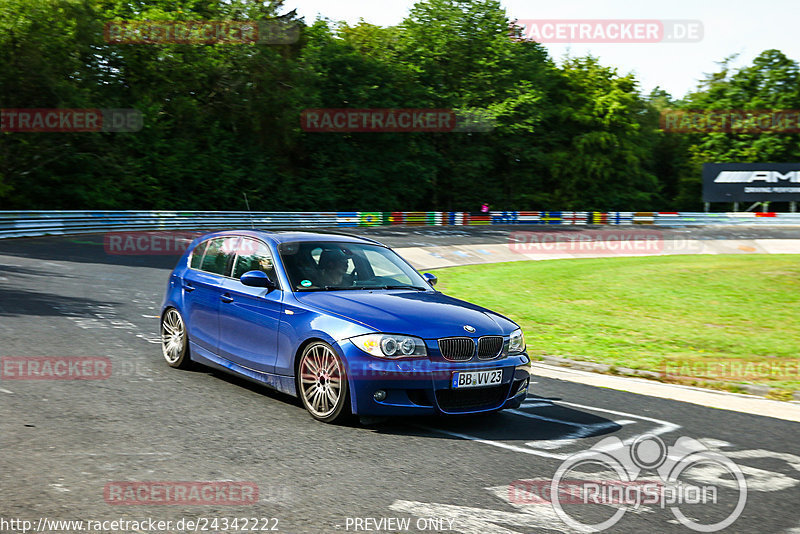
[
  {"xmin": 161, "ymin": 308, "xmax": 191, "ymax": 369},
  {"xmin": 297, "ymin": 341, "xmax": 350, "ymax": 423}
]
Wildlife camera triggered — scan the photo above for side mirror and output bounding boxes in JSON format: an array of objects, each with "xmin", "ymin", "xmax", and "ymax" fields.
[
  {"xmin": 423, "ymin": 272, "xmax": 438, "ymax": 287},
  {"xmin": 241, "ymin": 270, "xmax": 277, "ymax": 289}
]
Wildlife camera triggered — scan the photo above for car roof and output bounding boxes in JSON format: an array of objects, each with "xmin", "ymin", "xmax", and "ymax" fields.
[{"xmin": 194, "ymin": 229, "xmax": 385, "ymax": 247}]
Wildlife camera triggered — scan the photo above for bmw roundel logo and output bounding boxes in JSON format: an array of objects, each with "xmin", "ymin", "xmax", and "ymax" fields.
[{"xmin": 463, "ymin": 325, "xmax": 476, "ymax": 333}]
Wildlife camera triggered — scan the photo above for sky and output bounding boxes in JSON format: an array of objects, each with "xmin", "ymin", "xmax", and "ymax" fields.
[{"xmin": 284, "ymin": 0, "xmax": 799, "ymax": 99}]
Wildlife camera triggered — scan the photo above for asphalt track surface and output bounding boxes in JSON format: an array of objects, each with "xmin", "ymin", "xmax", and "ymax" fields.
[{"xmin": 1, "ymin": 227, "xmax": 799, "ymax": 534}]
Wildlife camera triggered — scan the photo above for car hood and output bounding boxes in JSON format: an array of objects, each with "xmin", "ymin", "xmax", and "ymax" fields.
[{"xmin": 292, "ymin": 290, "xmax": 518, "ymax": 339}]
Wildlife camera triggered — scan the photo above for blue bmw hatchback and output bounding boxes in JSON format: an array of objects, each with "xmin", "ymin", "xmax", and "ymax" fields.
[{"xmin": 161, "ymin": 230, "xmax": 531, "ymax": 423}]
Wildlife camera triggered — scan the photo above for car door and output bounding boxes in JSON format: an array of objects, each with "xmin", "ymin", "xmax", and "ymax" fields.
[
  {"xmin": 217, "ymin": 238, "xmax": 282, "ymax": 373},
  {"xmin": 183, "ymin": 236, "xmax": 238, "ymax": 355}
]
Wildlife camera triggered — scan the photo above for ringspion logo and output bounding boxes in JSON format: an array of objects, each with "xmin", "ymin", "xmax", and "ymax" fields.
[{"xmin": 513, "ymin": 435, "xmax": 747, "ymax": 531}]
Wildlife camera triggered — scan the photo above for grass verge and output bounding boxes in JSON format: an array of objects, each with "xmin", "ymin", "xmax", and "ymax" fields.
[{"xmin": 427, "ymin": 254, "xmax": 800, "ymax": 394}]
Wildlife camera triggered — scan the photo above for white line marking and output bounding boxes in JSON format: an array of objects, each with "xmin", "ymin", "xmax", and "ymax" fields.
[
  {"xmin": 519, "ymin": 401, "xmax": 554, "ymax": 409},
  {"xmin": 416, "ymin": 426, "xmax": 566, "ymax": 459},
  {"xmin": 54, "ymin": 452, "xmax": 173, "ymax": 456},
  {"xmin": 390, "ymin": 499, "xmax": 567, "ymax": 534},
  {"xmin": 521, "ymin": 418, "xmax": 637, "ymax": 450},
  {"xmin": 556, "ymin": 400, "xmax": 681, "ymax": 455},
  {"xmin": 699, "ymin": 438, "xmax": 733, "ymax": 449},
  {"xmin": 723, "ymin": 449, "xmax": 800, "ymax": 472},
  {"xmin": 0, "ymin": 388, "xmax": 13, "ymax": 394},
  {"xmin": 418, "ymin": 400, "xmax": 681, "ymax": 460},
  {"xmin": 136, "ymin": 334, "xmax": 161, "ymax": 344}
]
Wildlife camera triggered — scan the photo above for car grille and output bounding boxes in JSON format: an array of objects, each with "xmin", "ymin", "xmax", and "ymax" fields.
[
  {"xmin": 406, "ymin": 389, "xmax": 433, "ymax": 407},
  {"xmin": 438, "ymin": 337, "xmax": 475, "ymax": 361},
  {"xmin": 477, "ymin": 336, "xmax": 503, "ymax": 360},
  {"xmin": 436, "ymin": 385, "xmax": 508, "ymax": 412}
]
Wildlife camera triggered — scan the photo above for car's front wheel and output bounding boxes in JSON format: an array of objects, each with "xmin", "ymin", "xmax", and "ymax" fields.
[
  {"xmin": 161, "ymin": 308, "xmax": 191, "ymax": 369},
  {"xmin": 297, "ymin": 341, "xmax": 351, "ymax": 423}
]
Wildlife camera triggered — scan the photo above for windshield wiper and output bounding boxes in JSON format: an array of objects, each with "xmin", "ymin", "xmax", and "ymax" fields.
[
  {"xmin": 315, "ymin": 284, "xmax": 428, "ymax": 291},
  {"xmin": 322, "ymin": 286, "xmax": 365, "ymax": 291},
  {"xmin": 375, "ymin": 285, "xmax": 428, "ymax": 291}
]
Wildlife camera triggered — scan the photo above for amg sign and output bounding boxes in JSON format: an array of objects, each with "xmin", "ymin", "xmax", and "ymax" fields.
[{"xmin": 702, "ymin": 163, "xmax": 800, "ymax": 202}]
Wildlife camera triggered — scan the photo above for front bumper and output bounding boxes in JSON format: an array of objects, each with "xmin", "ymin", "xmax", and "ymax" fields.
[{"xmin": 335, "ymin": 340, "xmax": 531, "ymax": 416}]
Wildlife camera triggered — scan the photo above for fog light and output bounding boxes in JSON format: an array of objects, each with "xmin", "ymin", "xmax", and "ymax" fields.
[
  {"xmin": 517, "ymin": 378, "xmax": 530, "ymax": 396},
  {"xmin": 373, "ymin": 390, "xmax": 387, "ymax": 401}
]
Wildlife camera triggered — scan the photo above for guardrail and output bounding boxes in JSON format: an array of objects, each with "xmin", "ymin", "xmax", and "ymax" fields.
[{"xmin": 1, "ymin": 210, "xmax": 799, "ymax": 239}]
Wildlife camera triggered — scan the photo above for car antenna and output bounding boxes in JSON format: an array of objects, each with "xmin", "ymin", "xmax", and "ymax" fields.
[{"xmin": 243, "ymin": 192, "xmax": 255, "ymax": 229}]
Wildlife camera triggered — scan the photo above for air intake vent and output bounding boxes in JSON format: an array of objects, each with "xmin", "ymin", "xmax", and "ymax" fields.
[
  {"xmin": 477, "ymin": 336, "xmax": 503, "ymax": 360},
  {"xmin": 438, "ymin": 337, "xmax": 475, "ymax": 361},
  {"xmin": 436, "ymin": 385, "xmax": 508, "ymax": 411}
]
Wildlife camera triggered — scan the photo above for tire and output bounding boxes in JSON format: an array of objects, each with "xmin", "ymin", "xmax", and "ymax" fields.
[
  {"xmin": 297, "ymin": 341, "xmax": 351, "ymax": 423},
  {"xmin": 161, "ymin": 308, "xmax": 192, "ymax": 369}
]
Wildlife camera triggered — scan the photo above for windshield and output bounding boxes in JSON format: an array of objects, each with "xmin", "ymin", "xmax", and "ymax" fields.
[{"xmin": 278, "ymin": 241, "xmax": 430, "ymax": 291}]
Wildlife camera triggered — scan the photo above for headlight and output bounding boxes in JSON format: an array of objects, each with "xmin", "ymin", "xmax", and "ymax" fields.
[
  {"xmin": 508, "ymin": 328, "xmax": 525, "ymax": 354},
  {"xmin": 350, "ymin": 334, "xmax": 427, "ymax": 358}
]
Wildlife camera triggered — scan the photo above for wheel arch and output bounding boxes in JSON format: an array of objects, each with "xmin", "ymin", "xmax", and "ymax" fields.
[
  {"xmin": 292, "ymin": 337, "xmax": 329, "ymax": 396},
  {"xmin": 292, "ymin": 336, "xmax": 358, "ymax": 415}
]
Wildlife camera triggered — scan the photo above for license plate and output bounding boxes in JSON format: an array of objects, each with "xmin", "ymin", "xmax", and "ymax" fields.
[{"xmin": 452, "ymin": 369, "xmax": 503, "ymax": 389}]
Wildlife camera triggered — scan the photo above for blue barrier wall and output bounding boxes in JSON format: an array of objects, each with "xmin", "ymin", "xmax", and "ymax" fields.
[{"xmin": 1, "ymin": 210, "xmax": 799, "ymax": 239}]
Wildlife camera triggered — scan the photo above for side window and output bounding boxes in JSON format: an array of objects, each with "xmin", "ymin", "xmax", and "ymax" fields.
[
  {"xmin": 190, "ymin": 240, "xmax": 209, "ymax": 269},
  {"xmin": 200, "ymin": 237, "xmax": 239, "ymax": 276},
  {"xmin": 232, "ymin": 239, "xmax": 278, "ymax": 283}
]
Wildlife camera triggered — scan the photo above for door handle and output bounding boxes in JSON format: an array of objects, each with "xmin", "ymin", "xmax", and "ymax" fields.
[
  {"xmin": 220, "ymin": 293, "xmax": 234, "ymax": 303},
  {"xmin": 183, "ymin": 282, "xmax": 195, "ymax": 292}
]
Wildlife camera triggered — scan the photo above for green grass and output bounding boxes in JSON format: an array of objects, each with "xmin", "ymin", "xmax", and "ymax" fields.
[{"xmin": 428, "ymin": 255, "xmax": 800, "ymax": 393}]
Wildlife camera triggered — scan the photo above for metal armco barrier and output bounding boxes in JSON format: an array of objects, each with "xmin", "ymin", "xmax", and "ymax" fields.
[{"xmin": 1, "ymin": 210, "xmax": 800, "ymax": 239}]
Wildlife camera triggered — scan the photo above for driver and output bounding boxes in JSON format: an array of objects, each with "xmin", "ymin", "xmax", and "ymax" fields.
[{"xmin": 317, "ymin": 248, "xmax": 352, "ymax": 287}]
